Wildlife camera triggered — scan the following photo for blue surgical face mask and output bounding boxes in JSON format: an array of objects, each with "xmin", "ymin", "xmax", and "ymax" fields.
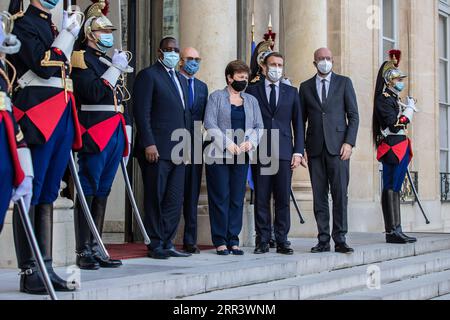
[
  {"xmin": 96, "ymin": 33, "xmax": 114, "ymax": 53},
  {"xmin": 183, "ymin": 59, "xmax": 200, "ymax": 75},
  {"xmin": 162, "ymin": 51, "xmax": 180, "ymax": 69},
  {"xmin": 394, "ymin": 82, "xmax": 405, "ymax": 92},
  {"xmin": 40, "ymin": 0, "xmax": 60, "ymax": 10}
]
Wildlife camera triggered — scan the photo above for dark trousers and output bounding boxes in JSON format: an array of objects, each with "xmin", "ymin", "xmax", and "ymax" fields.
[
  {"xmin": 183, "ymin": 163, "xmax": 203, "ymax": 246},
  {"xmin": 78, "ymin": 126, "xmax": 125, "ymax": 197},
  {"xmin": 31, "ymin": 105, "xmax": 74, "ymax": 205},
  {"xmin": 309, "ymin": 147, "xmax": 349, "ymax": 244},
  {"xmin": 206, "ymin": 163, "xmax": 248, "ymax": 247},
  {"xmin": 0, "ymin": 121, "xmax": 14, "ymax": 231},
  {"xmin": 383, "ymin": 147, "xmax": 411, "ymax": 192},
  {"xmin": 253, "ymin": 161, "xmax": 292, "ymax": 245},
  {"xmin": 138, "ymin": 158, "xmax": 185, "ymax": 250}
]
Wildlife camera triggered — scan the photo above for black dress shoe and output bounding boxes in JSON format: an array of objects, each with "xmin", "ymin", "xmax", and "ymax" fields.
[
  {"xmin": 76, "ymin": 252, "xmax": 100, "ymax": 270},
  {"xmin": 148, "ymin": 248, "xmax": 170, "ymax": 260},
  {"xmin": 386, "ymin": 230, "xmax": 410, "ymax": 244},
  {"xmin": 335, "ymin": 243, "xmax": 354, "ymax": 254},
  {"xmin": 94, "ymin": 255, "xmax": 123, "ymax": 268},
  {"xmin": 254, "ymin": 243, "xmax": 270, "ymax": 254},
  {"xmin": 311, "ymin": 242, "xmax": 331, "ymax": 253},
  {"xmin": 183, "ymin": 244, "xmax": 201, "ymax": 254},
  {"xmin": 269, "ymin": 239, "xmax": 276, "ymax": 249},
  {"xmin": 19, "ymin": 268, "xmax": 48, "ymax": 295},
  {"xmin": 216, "ymin": 249, "xmax": 230, "ymax": 256},
  {"xmin": 165, "ymin": 248, "xmax": 192, "ymax": 258},
  {"xmin": 277, "ymin": 244, "xmax": 294, "ymax": 255},
  {"xmin": 229, "ymin": 247, "xmax": 245, "ymax": 256}
]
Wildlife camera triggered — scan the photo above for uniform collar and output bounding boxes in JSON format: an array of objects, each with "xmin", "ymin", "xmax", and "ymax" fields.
[
  {"xmin": 86, "ymin": 46, "xmax": 106, "ymax": 58},
  {"xmin": 385, "ymin": 87, "xmax": 399, "ymax": 98},
  {"xmin": 27, "ymin": 4, "xmax": 53, "ymax": 24}
]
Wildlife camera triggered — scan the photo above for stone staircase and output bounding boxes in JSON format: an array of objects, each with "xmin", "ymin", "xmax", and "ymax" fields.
[{"xmin": 1, "ymin": 233, "xmax": 449, "ymax": 300}]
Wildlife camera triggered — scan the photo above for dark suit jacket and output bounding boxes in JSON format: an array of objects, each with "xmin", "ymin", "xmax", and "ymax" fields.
[
  {"xmin": 299, "ymin": 73, "xmax": 359, "ymax": 157},
  {"xmin": 179, "ymin": 76, "xmax": 209, "ymax": 163},
  {"xmin": 133, "ymin": 61, "xmax": 190, "ymax": 160},
  {"xmin": 247, "ymin": 81, "xmax": 304, "ymax": 161}
]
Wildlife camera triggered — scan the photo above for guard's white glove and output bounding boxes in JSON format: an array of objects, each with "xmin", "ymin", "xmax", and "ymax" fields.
[
  {"xmin": 11, "ymin": 176, "xmax": 33, "ymax": 213},
  {"xmin": 112, "ymin": 50, "xmax": 129, "ymax": 69},
  {"xmin": 62, "ymin": 11, "xmax": 81, "ymax": 38},
  {"xmin": 402, "ymin": 97, "xmax": 417, "ymax": 122}
]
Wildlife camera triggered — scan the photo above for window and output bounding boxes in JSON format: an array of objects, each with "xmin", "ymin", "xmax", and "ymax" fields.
[
  {"xmin": 440, "ymin": 1, "xmax": 450, "ymax": 174},
  {"xmin": 380, "ymin": 0, "xmax": 398, "ymax": 62},
  {"xmin": 162, "ymin": 0, "xmax": 180, "ymax": 40}
]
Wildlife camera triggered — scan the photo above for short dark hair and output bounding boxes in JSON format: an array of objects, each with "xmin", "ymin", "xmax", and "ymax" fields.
[
  {"xmin": 264, "ymin": 52, "xmax": 284, "ymax": 65},
  {"xmin": 159, "ymin": 37, "xmax": 177, "ymax": 49},
  {"xmin": 225, "ymin": 60, "xmax": 250, "ymax": 84}
]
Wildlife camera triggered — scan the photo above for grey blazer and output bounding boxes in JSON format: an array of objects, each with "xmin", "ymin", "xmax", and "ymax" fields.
[{"xmin": 204, "ymin": 87, "xmax": 264, "ymax": 160}]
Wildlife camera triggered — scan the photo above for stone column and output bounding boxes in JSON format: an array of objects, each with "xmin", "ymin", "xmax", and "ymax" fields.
[
  {"xmin": 281, "ymin": 0, "xmax": 328, "ymax": 237},
  {"xmin": 179, "ymin": 0, "xmax": 237, "ymax": 92}
]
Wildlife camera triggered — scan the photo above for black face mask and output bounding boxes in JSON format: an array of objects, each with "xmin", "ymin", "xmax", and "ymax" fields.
[{"xmin": 230, "ymin": 80, "xmax": 248, "ymax": 92}]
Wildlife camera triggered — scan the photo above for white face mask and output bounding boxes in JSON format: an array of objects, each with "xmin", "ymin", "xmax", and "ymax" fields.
[
  {"xmin": 316, "ymin": 59, "xmax": 333, "ymax": 75},
  {"xmin": 267, "ymin": 66, "xmax": 283, "ymax": 83}
]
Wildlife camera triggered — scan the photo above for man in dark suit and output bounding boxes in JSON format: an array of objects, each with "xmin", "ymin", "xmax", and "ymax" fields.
[
  {"xmin": 299, "ymin": 47, "xmax": 359, "ymax": 254},
  {"xmin": 178, "ymin": 47, "xmax": 209, "ymax": 254},
  {"xmin": 247, "ymin": 52, "xmax": 305, "ymax": 255},
  {"xmin": 133, "ymin": 37, "xmax": 192, "ymax": 259}
]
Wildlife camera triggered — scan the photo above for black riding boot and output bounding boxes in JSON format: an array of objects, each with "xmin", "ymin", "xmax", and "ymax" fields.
[
  {"xmin": 74, "ymin": 197, "xmax": 100, "ymax": 270},
  {"xmin": 13, "ymin": 205, "xmax": 47, "ymax": 295},
  {"xmin": 393, "ymin": 192, "xmax": 417, "ymax": 243},
  {"xmin": 383, "ymin": 190, "xmax": 409, "ymax": 244},
  {"xmin": 91, "ymin": 197, "xmax": 122, "ymax": 268},
  {"xmin": 34, "ymin": 204, "xmax": 77, "ymax": 291}
]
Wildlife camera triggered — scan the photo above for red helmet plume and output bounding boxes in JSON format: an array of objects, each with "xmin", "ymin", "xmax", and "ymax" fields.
[
  {"xmin": 388, "ymin": 49, "xmax": 402, "ymax": 67},
  {"xmin": 90, "ymin": 0, "xmax": 110, "ymax": 16}
]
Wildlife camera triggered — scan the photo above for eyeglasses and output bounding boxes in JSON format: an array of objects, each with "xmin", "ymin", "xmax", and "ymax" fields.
[
  {"xmin": 161, "ymin": 48, "xmax": 180, "ymax": 53},
  {"xmin": 182, "ymin": 57, "xmax": 202, "ymax": 63}
]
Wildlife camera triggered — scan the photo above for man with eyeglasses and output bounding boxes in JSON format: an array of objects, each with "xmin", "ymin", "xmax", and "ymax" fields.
[
  {"xmin": 133, "ymin": 37, "xmax": 192, "ymax": 260},
  {"xmin": 178, "ymin": 47, "xmax": 209, "ymax": 254}
]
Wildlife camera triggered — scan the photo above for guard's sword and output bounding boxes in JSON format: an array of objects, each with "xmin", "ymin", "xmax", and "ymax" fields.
[
  {"xmin": 16, "ymin": 198, "xmax": 58, "ymax": 300},
  {"xmin": 407, "ymin": 169, "xmax": 430, "ymax": 224},
  {"xmin": 290, "ymin": 188, "xmax": 305, "ymax": 224},
  {"xmin": 121, "ymin": 159, "xmax": 151, "ymax": 245},
  {"xmin": 69, "ymin": 152, "xmax": 110, "ymax": 260}
]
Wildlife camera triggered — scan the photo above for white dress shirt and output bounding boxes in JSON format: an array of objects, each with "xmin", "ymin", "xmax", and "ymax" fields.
[
  {"xmin": 159, "ymin": 60, "xmax": 185, "ymax": 109},
  {"xmin": 316, "ymin": 72, "xmax": 332, "ymax": 103}
]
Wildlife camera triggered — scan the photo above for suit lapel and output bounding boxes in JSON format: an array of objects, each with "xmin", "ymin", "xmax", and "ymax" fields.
[
  {"xmin": 323, "ymin": 73, "xmax": 338, "ymax": 110},
  {"xmin": 274, "ymin": 84, "xmax": 286, "ymax": 116},
  {"xmin": 257, "ymin": 80, "xmax": 271, "ymax": 114},
  {"xmin": 156, "ymin": 62, "xmax": 185, "ymax": 109},
  {"xmin": 309, "ymin": 77, "xmax": 322, "ymax": 108},
  {"xmin": 192, "ymin": 79, "xmax": 200, "ymax": 114}
]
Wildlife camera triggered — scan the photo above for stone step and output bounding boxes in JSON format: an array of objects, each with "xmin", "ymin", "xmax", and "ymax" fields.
[
  {"xmin": 326, "ymin": 269, "xmax": 450, "ymax": 300},
  {"xmin": 183, "ymin": 250, "xmax": 450, "ymax": 300},
  {"xmin": 432, "ymin": 293, "xmax": 450, "ymax": 300},
  {"xmin": 2, "ymin": 234, "xmax": 449, "ymax": 300},
  {"xmin": 54, "ymin": 235, "xmax": 450, "ymax": 300}
]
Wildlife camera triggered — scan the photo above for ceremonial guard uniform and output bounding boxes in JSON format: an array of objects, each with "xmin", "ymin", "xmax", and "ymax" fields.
[
  {"xmin": 373, "ymin": 50, "xmax": 417, "ymax": 244},
  {"xmin": 8, "ymin": 0, "xmax": 82, "ymax": 294},
  {"xmin": 71, "ymin": 0, "xmax": 132, "ymax": 270},
  {"xmin": 0, "ymin": 11, "xmax": 33, "ymax": 234}
]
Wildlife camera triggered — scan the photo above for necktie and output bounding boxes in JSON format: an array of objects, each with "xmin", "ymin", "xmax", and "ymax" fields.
[
  {"xmin": 321, "ymin": 79, "xmax": 327, "ymax": 104},
  {"xmin": 270, "ymin": 83, "xmax": 277, "ymax": 114},
  {"xmin": 188, "ymin": 78, "xmax": 194, "ymax": 110}
]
